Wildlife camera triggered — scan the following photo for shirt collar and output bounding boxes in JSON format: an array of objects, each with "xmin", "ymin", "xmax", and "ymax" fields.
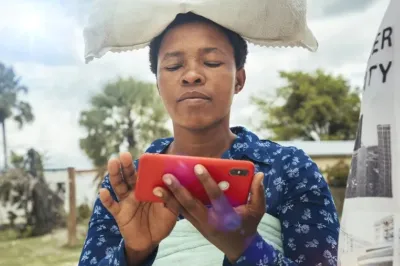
[{"xmin": 145, "ymin": 126, "xmax": 272, "ymax": 164}]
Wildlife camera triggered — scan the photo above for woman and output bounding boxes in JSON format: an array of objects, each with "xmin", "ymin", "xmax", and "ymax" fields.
[{"xmin": 79, "ymin": 13, "xmax": 339, "ymax": 266}]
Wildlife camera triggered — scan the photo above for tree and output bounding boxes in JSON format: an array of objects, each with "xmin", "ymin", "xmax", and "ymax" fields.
[
  {"xmin": 79, "ymin": 77, "xmax": 171, "ymax": 184},
  {"xmin": 0, "ymin": 148, "xmax": 65, "ymax": 237},
  {"xmin": 0, "ymin": 63, "xmax": 34, "ymax": 169},
  {"xmin": 10, "ymin": 151, "xmax": 24, "ymax": 168},
  {"xmin": 251, "ymin": 69, "xmax": 361, "ymax": 141}
]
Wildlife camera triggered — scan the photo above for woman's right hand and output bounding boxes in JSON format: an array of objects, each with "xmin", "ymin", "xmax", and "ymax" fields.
[{"xmin": 99, "ymin": 152, "xmax": 177, "ymax": 265}]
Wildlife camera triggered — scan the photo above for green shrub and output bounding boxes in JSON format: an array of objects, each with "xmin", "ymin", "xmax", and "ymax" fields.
[
  {"xmin": 77, "ymin": 203, "xmax": 92, "ymax": 223},
  {"xmin": 325, "ymin": 160, "xmax": 349, "ymax": 188}
]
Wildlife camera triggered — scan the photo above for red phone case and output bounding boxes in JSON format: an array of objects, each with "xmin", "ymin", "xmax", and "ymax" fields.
[{"xmin": 135, "ymin": 153, "xmax": 255, "ymax": 207}]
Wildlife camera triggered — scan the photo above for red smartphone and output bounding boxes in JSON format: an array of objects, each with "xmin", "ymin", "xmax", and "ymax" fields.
[{"xmin": 135, "ymin": 153, "xmax": 255, "ymax": 207}]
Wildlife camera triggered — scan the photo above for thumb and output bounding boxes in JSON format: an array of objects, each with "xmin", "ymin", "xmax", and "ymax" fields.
[
  {"xmin": 99, "ymin": 188, "xmax": 121, "ymax": 217},
  {"xmin": 248, "ymin": 172, "xmax": 265, "ymax": 212}
]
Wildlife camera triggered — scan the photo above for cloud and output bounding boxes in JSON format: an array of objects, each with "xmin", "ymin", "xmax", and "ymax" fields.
[
  {"xmin": 1, "ymin": 0, "xmax": 390, "ymax": 170},
  {"xmin": 58, "ymin": 0, "xmax": 94, "ymax": 26},
  {"xmin": 322, "ymin": 0, "xmax": 379, "ymax": 16},
  {"xmin": 309, "ymin": 0, "xmax": 381, "ymax": 18},
  {"xmin": 0, "ymin": 0, "xmax": 83, "ymax": 65}
]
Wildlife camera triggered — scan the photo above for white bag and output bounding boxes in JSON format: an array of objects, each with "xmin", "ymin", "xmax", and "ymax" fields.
[
  {"xmin": 338, "ymin": 0, "xmax": 400, "ymax": 265},
  {"xmin": 153, "ymin": 213, "xmax": 283, "ymax": 265},
  {"xmin": 83, "ymin": 0, "xmax": 318, "ymax": 63}
]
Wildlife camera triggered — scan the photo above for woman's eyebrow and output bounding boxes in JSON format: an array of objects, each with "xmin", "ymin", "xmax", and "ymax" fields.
[
  {"xmin": 202, "ymin": 47, "xmax": 226, "ymax": 55},
  {"xmin": 162, "ymin": 51, "xmax": 183, "ymax": 61},
  {"xmin": 162, "ymin": 47, "xmax": 225, "ymax": 61}
]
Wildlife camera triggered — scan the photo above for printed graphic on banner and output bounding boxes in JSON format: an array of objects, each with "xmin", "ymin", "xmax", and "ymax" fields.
[
  {"xmin": 346, "ymin": 115, "xmax": 393, "ymax": 198},
  {"xmin": 338, "ymin": 1, "xmax": 399, "ymax": 265}
]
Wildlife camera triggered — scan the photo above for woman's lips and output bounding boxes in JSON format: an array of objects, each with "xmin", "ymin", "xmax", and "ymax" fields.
[{"xmin": 177, "ymin": 90, "xmax": 211, "ymax": 102}]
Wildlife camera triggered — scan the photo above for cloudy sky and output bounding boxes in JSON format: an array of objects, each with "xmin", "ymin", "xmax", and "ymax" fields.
[{"xmin": 0, "ymin": 0, "xmax": 390, "ymax": 170}]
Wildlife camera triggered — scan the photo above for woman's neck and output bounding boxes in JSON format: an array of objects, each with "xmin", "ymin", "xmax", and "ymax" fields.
[{"xmin": 168, "ymin": 120, "xmax": 236, "ymax": 158}]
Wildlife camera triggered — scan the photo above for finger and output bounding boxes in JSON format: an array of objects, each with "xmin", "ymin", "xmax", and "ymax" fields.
[
  {"xmin": 108, "ymin": 158, "xmax": 130, "ymax": 200},
  {"xmin": 119, "ymin": 152, "xmax": 136, "ymax": 189},
  {"xmin": 99, "ymin": 188, "xmax": 121, "ymax": 217},
  {"xmin": 248, "ymin": 172, "xmax": 265, "ymax": 212},
  {"xmin": 194, "ymin": 164, "xmax": 232, "ymax": 214},
  {"xmin": 162, "ymin": 174, "xmax": 208, "ymax": 222},
  {"xmin": 219, "ymin": 210, "xmax": 242, "ymax": 231},
  {"xmin": 153, "ymin": 187, "xmax": 209, "ymax": 236},
  {"xmin": 154, "ymin": 186, "xmax": 205, "ymax": 230},
  {"xmin": 153, "ymin": 187, "xmax": 181, "ymax": 216},
  {"xmin": 194, "ymin": 165, "xmax": 222, "ymax": 199},
  {"xmin": 158, "ymin": 178, "xmax": 235, "ymax": 235}
]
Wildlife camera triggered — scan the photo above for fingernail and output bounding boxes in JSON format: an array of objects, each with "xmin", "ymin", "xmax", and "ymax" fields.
[
  {"xmin": 194, "ymin": 164, "xmax": 204, "ymax": 175},
  {"xmin": 153, "ymin": 188, "xmax": 163, "ymax": 197},
  {"xmin": 163, "ymin": 175, "xmax": 172, "ymax": 185},
  {"xmin": 259, "ymin": 172, "xmax": 264, "ymax": 187}
]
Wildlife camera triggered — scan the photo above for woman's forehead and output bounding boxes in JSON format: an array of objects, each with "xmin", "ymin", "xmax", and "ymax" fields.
[{"xmin": 159, "ymin": 22, "xmax": 233, "ymax": 54}]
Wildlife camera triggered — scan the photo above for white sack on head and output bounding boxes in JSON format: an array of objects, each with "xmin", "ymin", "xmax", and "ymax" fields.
[{"xmin": 83, "ymin": 0, "xmax": 318, "ymax": 63}]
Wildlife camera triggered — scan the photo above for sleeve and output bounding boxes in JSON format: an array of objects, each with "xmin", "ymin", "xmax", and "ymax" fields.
[
  {"xmin": 78, "ymin": 174, "xmax": 158, "ymax": 266},
  {"xmin": 224, "ymin": 148, "xmax": 340, "ymax": 266}
]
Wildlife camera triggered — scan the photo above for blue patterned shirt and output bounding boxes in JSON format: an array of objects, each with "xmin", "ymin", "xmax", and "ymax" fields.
[{"xmin": 79, "ymin": 126, "xmax": 339, "ymax": 266}]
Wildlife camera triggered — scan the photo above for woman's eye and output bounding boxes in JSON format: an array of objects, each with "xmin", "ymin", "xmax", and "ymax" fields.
[
  {"xmin": 165, "ymin": 65, "xmax": 181, "ymax": 71},
  {"xmin": 204, "ymin": 62, "xmax": 222, "ymax": 68}
]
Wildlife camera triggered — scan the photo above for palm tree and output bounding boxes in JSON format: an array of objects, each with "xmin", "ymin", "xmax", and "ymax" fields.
[
  {"xmin": 79, "ymin": 77, "xmax": 171, "ymax": 188},
  {"xmin": 0, "ymin": 63, "xmax": 34, "ymax": 170}
]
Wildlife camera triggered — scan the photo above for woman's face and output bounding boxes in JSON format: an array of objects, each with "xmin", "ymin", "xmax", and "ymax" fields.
[{"xmin": 157, "ymin": 22, "xmax": 246, "ymax": 130}]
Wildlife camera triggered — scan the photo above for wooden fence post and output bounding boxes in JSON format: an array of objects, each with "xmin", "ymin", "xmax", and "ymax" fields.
[{"xmin": 67, "ymin": 167, "xmax": 77, "ymax": 246}]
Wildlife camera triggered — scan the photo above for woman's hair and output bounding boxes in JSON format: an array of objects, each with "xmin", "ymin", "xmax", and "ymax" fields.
[{"xmin": 149, "ymin": 12, "xmax": 248, "ymax": 74}]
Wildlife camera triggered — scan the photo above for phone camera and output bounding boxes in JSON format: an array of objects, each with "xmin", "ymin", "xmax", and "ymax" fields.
[{"xmin": 230, "ymin": 169, "xmax": 248, "ymax": 176}]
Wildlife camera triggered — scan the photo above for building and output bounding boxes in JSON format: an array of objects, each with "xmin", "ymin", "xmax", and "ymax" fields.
[
  {"xmin": 339, "ymin": 229, "xmax": 372, "ymax": 254},
  {"xmin": 354, "ymin": 115, "xmax": 363, "ymax": 151},
  {"xmin": 357, "ymin": 215, "xmax": 395, "ymax": 266},
  {"xmin": 346, "ymin": 124, "xmax": 393, "ymax": 198},
  {"xmin": 377, "ymin": 125, "xmax": 392, "ymax": 197},
  {"xmin": 43, "ymin": 168, "xmax": 99, "ymax": 213},
  {"xmin": 277, "ymin": 140, "xmax": 354, "ymax": 176},
  {"xmin": 374, "ymin": 216, "xmax": 394, "ymax": 243}
]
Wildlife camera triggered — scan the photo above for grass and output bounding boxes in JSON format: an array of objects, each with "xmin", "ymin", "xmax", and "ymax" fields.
[{"xmin": 0, "ymin": 226, "xmax": 87, "ymax": 266}]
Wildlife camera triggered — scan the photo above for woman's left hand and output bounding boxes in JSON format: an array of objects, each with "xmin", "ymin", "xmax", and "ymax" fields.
[{"xmin": 153, "ymin": 164, "xmax": 266, "ymax": 262}]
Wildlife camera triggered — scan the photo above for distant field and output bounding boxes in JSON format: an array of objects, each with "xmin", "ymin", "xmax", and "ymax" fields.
[{"xmin": 0, "ymin": 226, "xmax": 87, "ymax": 266}]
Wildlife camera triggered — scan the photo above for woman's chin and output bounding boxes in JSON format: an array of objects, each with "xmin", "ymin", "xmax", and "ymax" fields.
[{"xmin": 176, "ymin": 119, "xmax": 218, "ymax": 131}]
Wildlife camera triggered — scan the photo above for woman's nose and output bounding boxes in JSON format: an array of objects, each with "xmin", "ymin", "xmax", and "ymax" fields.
[{"xmin": 181, "ymin": 70, "xmax": 205, "ymax": 86}]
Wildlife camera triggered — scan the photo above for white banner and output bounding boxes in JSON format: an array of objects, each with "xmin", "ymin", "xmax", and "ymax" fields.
[{"xmin": 338, "ymin": 0, "xmax": 400, "ymax": 265}]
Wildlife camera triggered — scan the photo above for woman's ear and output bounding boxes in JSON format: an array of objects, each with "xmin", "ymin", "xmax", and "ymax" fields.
[{"xmin": 235, "ymin": 68, "xmax": 246, "ymax": 94}]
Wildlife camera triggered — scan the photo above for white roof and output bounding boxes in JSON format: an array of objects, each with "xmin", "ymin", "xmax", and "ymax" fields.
[{"xmin": 276, "ymin": 140, "xmax": 355, "ymax": 157}]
